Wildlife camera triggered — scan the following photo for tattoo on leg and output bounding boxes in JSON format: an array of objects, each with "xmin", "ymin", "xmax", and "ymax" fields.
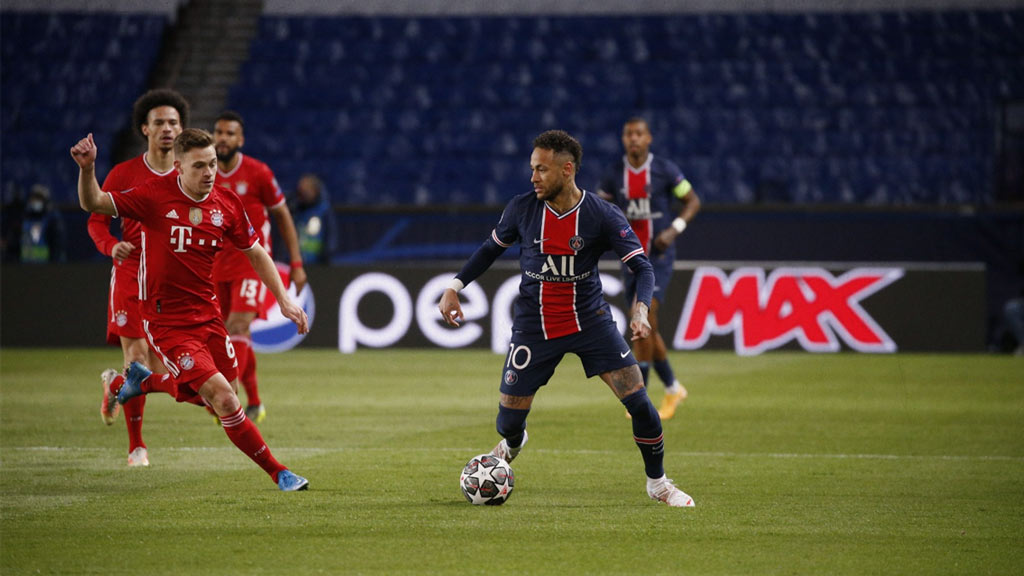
[
  {"xmin": 602, "ymin": 366, "xmax": 644, "ymax": 399},
  {"xmin": 500, "ymin": 394, "xmax": 534, "ymax": 410}
]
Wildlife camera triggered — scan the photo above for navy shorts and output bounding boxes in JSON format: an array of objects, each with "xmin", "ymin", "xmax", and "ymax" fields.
[
  {"xmin": 623, "ymin": 250, "xmax": 673, "ymax": 306},
  {"xmin": 499, "ymin": 319, "xmax": 636, "ymax": 397}
]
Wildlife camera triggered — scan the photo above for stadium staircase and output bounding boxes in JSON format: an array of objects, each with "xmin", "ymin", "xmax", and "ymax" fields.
[{"xmin": 114, "ymin": 0, "xmax": 264, "ymax": 161}]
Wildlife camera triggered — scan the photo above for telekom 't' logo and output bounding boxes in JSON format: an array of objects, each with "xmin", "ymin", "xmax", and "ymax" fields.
[{"xmin": 674, "ymin": 267, "xmax": 904, "ymax": 355}]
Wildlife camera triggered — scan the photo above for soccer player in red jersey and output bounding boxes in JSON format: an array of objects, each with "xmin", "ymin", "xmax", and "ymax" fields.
[
  {"xmin": 72, "ymin": 128, "xmax": 310, "ymax": 491},
  {"xmin": 87, "ymin": 89, "xmax": 190, "ymax": 467},
  {"xmin": 211, "ymin": 111, "xmax": 307, "ymax": 424}
]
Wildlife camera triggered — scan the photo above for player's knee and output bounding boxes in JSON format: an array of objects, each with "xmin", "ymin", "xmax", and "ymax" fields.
[
  {"xmin": 496, "ymin": 404, "xmax": 529, "ymax": 439},
  {"xmin": 201, "ymin": 376, "xmax": 241, "ymax": 416}
]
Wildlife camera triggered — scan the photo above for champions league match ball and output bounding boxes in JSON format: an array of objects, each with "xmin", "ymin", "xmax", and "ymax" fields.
[{"xmin": 460, "ymin": 454, "xmax": 514, "ymax": 505}]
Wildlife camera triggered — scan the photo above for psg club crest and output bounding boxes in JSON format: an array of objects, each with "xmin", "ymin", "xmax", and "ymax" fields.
[
  {"xmin": 115, "ymin": 310, "xmax": 128, "ymax": 327},
  {"xmin": 188, "ymin": 207, "xmax": 203, "ymax": 226},
  {"xmin": 210, "ymin": 210, "xmax": 224, "ymax": 227},
  {"xmin": 178, "ymin": 353, "xmax": 195, "ymax": 371},
  {"xmin": 569, "ymin": 235, "xmax": 585, "ymax": 251},
  {"xmin": 504, "ymin": 370, "xmax": 518, "ymax": 386}
]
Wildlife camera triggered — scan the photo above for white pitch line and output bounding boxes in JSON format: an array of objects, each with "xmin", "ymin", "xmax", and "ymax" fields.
[{"xmin": 9, "ymin": 446, "xmax": 1024, "ymax": 463}]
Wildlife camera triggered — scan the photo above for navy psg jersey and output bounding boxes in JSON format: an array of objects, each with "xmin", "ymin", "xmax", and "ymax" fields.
[
  {"xmin": 598, "ymin": 154, "xmax": 686, "ymax": 256},
  {"xmin": 489, "ymin": 190, "xmax": 649, "ymax": 340}
]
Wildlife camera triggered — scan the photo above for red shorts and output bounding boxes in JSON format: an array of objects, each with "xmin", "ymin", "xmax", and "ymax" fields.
[
  {"xmin": 216, "ymin": 275, "xmax": 267, "ymax": 320},
  {"xmin": 106, "ymin": 264, "xmax": 144, "ymax": 345},
  {"xmin": 143, "ymin": 318, "xmax": 239, "ymax": 404}
]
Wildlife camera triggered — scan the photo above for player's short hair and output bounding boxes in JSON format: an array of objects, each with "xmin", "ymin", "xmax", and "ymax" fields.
[
  {"xmin": 533, "ymin": 130, "xmax": 582, "ymax": 171},
  {"xmin": 173, "ymin": 128, "xmax": 214, "ymax": 158},
  {"xmin": 215, "ymin": 110, "xmax": 245, "ymax": 130},
  {"xmin": 624, "ymin": 116, "xmax": 650, "ymax": 130},
  {"xmin": 132, "ymin": 89, "xmax": 190, "ymax": 138}
]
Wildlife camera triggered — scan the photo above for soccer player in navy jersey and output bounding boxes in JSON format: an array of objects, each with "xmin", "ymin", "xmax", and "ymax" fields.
[
  {"xmin": 598, "ymin": 117, "xmax": 701, "ymax": 420},
  {"xmin": 439, "ymin": 130, "xmax": 694, "ymax": 507}
]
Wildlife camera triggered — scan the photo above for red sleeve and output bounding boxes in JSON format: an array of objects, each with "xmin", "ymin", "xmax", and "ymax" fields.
[
  {"xmin": 87, "ymin": 213, "xmax": 118, "ymax": 256},
  {"xmin": 109, "ymin": 181, "xmax": 155, "ymax": 223},
  {"xmin": 225, "ymin": 190, "xmax": 261, "ymax": 251},
  {"xmin": 261, "ymin": 163, "xmax": 285, "ymax": 209}
]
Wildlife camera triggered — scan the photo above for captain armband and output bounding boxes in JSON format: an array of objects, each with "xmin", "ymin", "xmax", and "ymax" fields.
[{"xmin": 673, "ymin": 179, "xmax": 693, "ymax": 199}]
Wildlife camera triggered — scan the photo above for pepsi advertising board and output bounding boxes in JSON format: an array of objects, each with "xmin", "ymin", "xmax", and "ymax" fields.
[
  {"xmin": 265, "ymin": 262, "xmax": 984, "ymax": 354},
  {"xmin": 2, "ymin": 262, "xmax": 985, "ymax": 353}
]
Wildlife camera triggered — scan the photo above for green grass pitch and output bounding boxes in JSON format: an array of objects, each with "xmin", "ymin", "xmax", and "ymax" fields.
[{"xmin": 1, "ymin": 349, "xmax": 1022, "ymax": 575}]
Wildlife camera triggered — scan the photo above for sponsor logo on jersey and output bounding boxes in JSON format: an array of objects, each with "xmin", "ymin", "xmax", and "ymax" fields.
[
  {"xmin": 165, "ymin": 209, "xmax": 179, "ymax": 219},
  {"xmin": 188, "ymin": 207, "xmax": 202, "ymax": 226},
  {"xmin": 674, "ymin": 267, "xmax": 903, "ymax": 355}
]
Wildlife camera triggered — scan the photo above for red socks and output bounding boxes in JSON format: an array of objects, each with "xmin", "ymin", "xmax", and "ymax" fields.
[
  {"xmin": 141, "ymin": 373, "xmax": 176, "ymax": 396},
  {"xmin": 220, "ymin": 406, "xmax": 286, "ymax": 482},
  {"xmin": 231, "ymin": 336, "xmax": 261, "ymax": 407}
]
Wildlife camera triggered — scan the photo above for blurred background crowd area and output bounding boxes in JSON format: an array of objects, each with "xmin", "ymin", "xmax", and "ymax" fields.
[{"xmin": 1, "ymin": 0, "xmax": 1021, "ymax": 259}]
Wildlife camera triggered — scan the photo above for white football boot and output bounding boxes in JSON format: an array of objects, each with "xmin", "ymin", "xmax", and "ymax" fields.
[
  {"xmin": 127, "ymin": 447, "xmax": 149, "ymax": 467},
  {"xmin": 647, "ymin": 476, "xmax": 694, "ymax": 507},
  {"xmin": 490, "ymin": 430, "xmax": 528, "ymax": 463}
]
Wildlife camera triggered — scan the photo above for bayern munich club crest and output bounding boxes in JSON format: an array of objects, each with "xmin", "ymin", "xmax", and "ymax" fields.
[
  {"xmin": 178, "ymin": 353, "xmax": 195, "ymax": 370},
  {"xmin": 504, "ymin": 370, "xmax": 518, "ymax": 385},
  {"xmin": 210, "ymin": 209, "xmax": 224, "ymax": 227},
  {"xmin": 115, "ymin": 310, "xmax": 128, "ymax": 327},
  {"xmin": 569, "ymin": 235, "xmax": 585, "ymax": 251}
]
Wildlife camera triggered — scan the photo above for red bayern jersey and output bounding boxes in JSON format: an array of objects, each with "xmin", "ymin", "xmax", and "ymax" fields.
[
  {"xmin": 211, "ymin": 153, "xmax": 284, "ymax": 282},
  {"xmin": 87, "ymin": 154, "xmax": 175, "ymax": 271},
  {"xmin": 108, "ymin": 173, "xmax": 260, "ymax": 326}
]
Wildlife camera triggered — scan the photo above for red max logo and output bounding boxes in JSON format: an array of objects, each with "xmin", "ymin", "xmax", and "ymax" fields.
[{"xmin": 673, "ymin": 267, "xmax": 904, "ymax": 356}]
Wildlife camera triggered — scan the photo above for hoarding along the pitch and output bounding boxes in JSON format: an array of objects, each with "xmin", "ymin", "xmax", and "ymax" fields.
[{"xmin": 1, "ymin": 262, "xmax": 985, "ymax": 353}]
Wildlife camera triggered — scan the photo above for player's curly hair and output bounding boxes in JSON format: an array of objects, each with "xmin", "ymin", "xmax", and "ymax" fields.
[
  {"xmin": 132, "ymin": 89, "xmax": 190, "ymax": 138},
  {"xmin": 533, "ymin": 130, "xmax": 582, "ymax": 171},
  {"xmin": 173, "ymin": 128, "xmax": 214, "ymax": 158}
]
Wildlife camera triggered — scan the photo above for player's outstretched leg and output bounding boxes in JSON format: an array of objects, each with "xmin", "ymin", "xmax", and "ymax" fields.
[
  {"xmin": 100, "ymin": 369, "xmax": 122, "ymax": 425},
  {"xmin": 620, "ymin": 386, "xmax": 694, "ymax": 507}
]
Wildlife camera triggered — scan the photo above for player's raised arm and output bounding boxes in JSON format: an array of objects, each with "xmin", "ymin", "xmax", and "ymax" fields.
[
  {"xmin": 70, "ymin": 133, "xmax": 116, "ymax": 216},
  {"xmin": 244, "ymin": 243, "xmax": 309, "ymax": 334}
]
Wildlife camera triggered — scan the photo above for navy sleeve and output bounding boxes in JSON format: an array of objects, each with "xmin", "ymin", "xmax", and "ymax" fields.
[{"xmin": 455, "ymin": 201, "xmax": 518, "ymax": 286}]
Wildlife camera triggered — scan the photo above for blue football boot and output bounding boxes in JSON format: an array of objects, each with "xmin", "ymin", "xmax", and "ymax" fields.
[
  {"xmin": 278, "ymin": 470, "xmax": 309, "ymax": 492},
  {"xmin": 117, "ymin": 362, "xmax": 152, "ymax": 404}
]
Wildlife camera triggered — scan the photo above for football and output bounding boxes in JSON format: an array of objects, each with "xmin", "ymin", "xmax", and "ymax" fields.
[{"xmin": 460, "ymin": 453, "xmax": 514, "ymax": 505}]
